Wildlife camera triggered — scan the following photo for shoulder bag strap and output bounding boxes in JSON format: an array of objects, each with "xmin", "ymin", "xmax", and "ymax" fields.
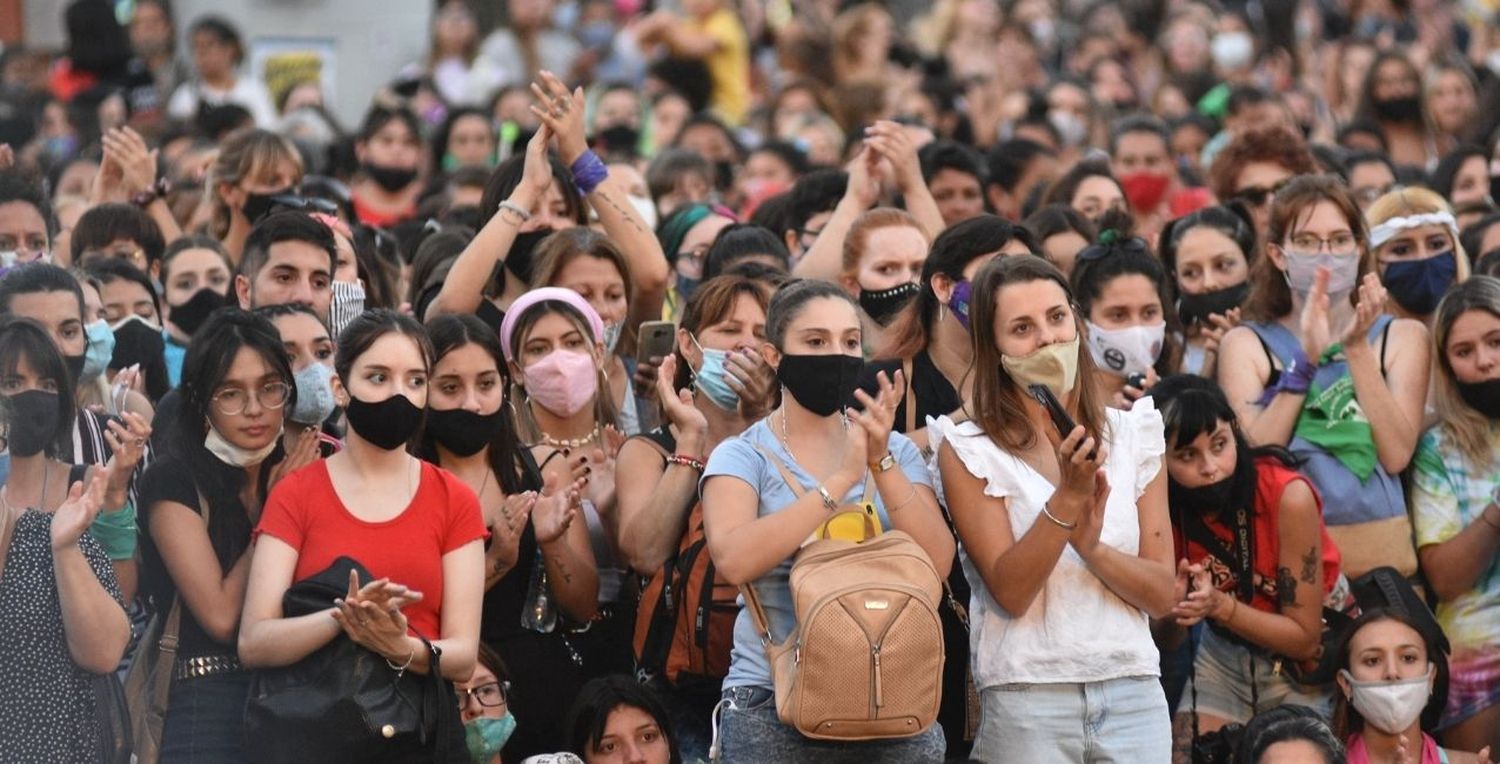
[
  {"xmin": 161, "ymin": 488, "xmax": 213, "ymax": 655},
  {"xmin": 751, "ymin": 444, "xmax": 807, "ymax": 498},
  {"xmin": 902, "ymin": 358, "xmax": 917, "ymax": 435}
]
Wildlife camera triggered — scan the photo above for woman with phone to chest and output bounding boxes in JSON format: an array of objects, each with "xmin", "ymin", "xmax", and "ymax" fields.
[{"xmin": 931, "ymin": 254, "xmax": 1176, "ymax": 761}]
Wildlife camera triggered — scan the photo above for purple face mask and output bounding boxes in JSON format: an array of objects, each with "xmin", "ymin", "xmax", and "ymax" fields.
[{"xmin": 949, "ymin": 279, "xmax": 973, "ymax": 331}]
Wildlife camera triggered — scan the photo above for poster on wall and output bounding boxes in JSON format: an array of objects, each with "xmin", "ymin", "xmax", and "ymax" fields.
[{"xmin": 250, "ymin": 36, "xmax": 337, "ymax": 112}]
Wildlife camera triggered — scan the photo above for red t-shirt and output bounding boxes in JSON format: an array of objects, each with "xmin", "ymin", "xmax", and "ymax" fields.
[
  {"xmin": 256, "ymin": 460, "xmax": 486, "ymax": 637},
  {"xmin": 1175, "ymin": 456, "xmax": 1342, "ymax": 614}
]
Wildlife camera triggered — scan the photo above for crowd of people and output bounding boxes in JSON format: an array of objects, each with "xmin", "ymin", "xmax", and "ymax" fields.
[{"xmin": 2, "ymin": 0, "xmax": 1500, "ymax": 761}]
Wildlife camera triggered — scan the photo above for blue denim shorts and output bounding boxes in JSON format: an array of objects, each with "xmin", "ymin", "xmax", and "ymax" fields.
[
  {"xmin": 715, "ymin": 686, "xmax": 945, "ymax": 763},
  {"xmin": 973, "ymin": 676, "xmax": 1171, "ymax": 762}
]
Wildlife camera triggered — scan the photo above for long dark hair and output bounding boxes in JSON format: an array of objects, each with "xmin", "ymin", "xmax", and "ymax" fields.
[
  {"xmin": 565, "ymin": 676, "xmax": 682, "ymax": 764},
  {"xmin": 423, "ymin": 314, "xmax": 530, "ymax": 494},
  {"xmin": 173, "ymin": 309, "xmax": 293, "ymax": 574},
  {"xmin": 0, "ymin": 317, "xmax": 77, "ymax": 459},
  {"xmin": 879, "ymin": 215, "xmax": 1040, "ymax": 360},
  {"xmin": 1332, "ymin": 607, "xmax": 1452, "ymax": 736},
  {"xmin": 1148, "ymin": 374, "xmax": 1298, "ymax": 527}
]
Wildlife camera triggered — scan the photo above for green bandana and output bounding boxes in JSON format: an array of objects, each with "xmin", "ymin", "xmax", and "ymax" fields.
[{"xmin": 1293, "ymin": 342, "xmax": 1378, "ymax": 480}]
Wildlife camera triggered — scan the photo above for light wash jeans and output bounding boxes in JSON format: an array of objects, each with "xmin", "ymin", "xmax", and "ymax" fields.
[
  {"xmin": 714, "ymin": 686, "xmax": 946, "ymax": 763},
  {"xmin": 972, "ymin": 676, "xmax": 1171, "ymax": 763}
]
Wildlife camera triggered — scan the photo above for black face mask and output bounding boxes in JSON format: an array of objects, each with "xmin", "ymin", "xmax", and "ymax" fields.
[
  {"xmin": 362, "ymin": 161, "xmax": 419, "ymax": 193},
  {"xmin": 169, "ymin": 288, "xmax": 226, "ymax": 339},
  {"xmin": 1177, "ymin": 282, "xmax": 1251, "ymax": 327},
  {"xmin": 1373, "ymin": 95, "xmax": 1423, "ymax": 123},
  {"xmin": 4, "ymin": 389, "xmax": 60, "ymax": 457},
  {"xmin": 427, "ymin": 407, "xmax": 504, "ymax": 457},
  {"xmin": 776, "ymin": 353, "xmax": 865, "ymax": 417},
  {"xmin": 858, "ymin": 282, "xmax": 920, "ymax": 327},
  {"xmin": 506, "ymin": 228, "xmax": 554, "ymax": 284},
  {"xmin": 111, "ymin": 317, "xmax": 166, "ymax": 372},
  {"xmin": 242, "ymin": 186, "xmax": 292, "ymax": 225},
  {"xmin": 596, "ymin": 124, "xmax": 640, "ymax": 156},
  {"xmin": 345, "ymin": 393, "xmax": 424, "ymax": 450},
  {"xmin": 1168, "ymin": 473, "xmax": 1237, "ymax": 517},
  {"xmin": 1456, "ymin": 377, "xmax": 1500, "ymax": 420},
  {"xmin": 63, "ymin": 353, "xmax": 85, "ymax": 387},
  {"xmin": 714, "ymin": 160, "xmax": 734, "ymax": 192},
  {"xmin": 1489, "ymin": 175, "xmax": 1500, "ymax": 206}
]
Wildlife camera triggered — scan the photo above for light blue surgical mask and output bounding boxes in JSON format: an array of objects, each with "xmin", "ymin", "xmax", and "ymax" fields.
[
  {"xmin": 464, "ymin": 713, "xmax": 516, "ymax": 762},
  {"xmin": 81, "ymin": 319, "xmax": 116, "ymax": 384},
  {"xmin": 691, "ymin": 335, "xmax": 740, "ymax": 411},
  {"xmin": 289, "ymin": 363, "xmax": 337, "ymax": 426}
]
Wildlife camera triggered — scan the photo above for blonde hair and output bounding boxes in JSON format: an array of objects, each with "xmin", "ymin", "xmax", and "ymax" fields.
[
  {"xmin": 207, "ymin": 128, "xmax": 304, "ymax": 239},
  {"xmin": 1365, "ymin": 187, "xmax": 1472, "ymax": 283},
  {"xmin": 1431, "ymin": 276, "xmax": 1500, "ymax": 465},
  {"xmin": 506, "ymin": 299, "xmax": 621, "ymax": 445}
]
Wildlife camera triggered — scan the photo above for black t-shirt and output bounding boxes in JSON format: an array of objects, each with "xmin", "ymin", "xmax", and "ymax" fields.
[
  {"xmin": 136, "ymin": 454, "xmax": 243, "ymax": 658},
  {"xmin": 856, "ymin": 350, "xmax": 962, "ymax": 433}
]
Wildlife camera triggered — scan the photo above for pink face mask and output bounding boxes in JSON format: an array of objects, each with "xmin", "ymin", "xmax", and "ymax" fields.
[{"xmin": 523, "ymin": 349, "xmax": 599, "ymax": 417}]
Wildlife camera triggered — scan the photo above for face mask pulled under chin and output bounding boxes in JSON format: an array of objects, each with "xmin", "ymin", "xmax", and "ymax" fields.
[{"xmin": 204, "ymin": 422, "xmax": 281, "ymax": 467}]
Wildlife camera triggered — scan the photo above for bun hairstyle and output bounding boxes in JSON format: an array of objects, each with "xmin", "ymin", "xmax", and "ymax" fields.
[{"xmin": 1068, "ymin": 227, "xmax": 1183, "ymax": 377}]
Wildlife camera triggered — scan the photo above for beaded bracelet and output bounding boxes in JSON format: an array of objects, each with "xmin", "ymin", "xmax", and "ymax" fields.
[
  {"xmin": 667, "ymin": 453, "xmax": 706, "ymax": 472},
  {"xmin": 570, "ymin": 150, "xmax": 609, "ymax": 195}
]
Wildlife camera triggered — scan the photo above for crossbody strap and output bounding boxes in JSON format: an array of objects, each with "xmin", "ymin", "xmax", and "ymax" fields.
[
  {"xmin": 902, "ymin": 358, "xmax": 916, "ymax": 435},
  {"xmin": 161, "ymin": 487, "xmax": 214, "ymax": 656}
]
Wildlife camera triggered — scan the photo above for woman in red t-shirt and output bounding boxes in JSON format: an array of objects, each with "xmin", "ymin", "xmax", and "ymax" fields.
[
  {"xmin": 239, "ymin": 308, "xmax": 487, "ymax": 687},
  {"xmin": 1147, "ymin": 374, "xmax": 1343, "ymax": 750}
]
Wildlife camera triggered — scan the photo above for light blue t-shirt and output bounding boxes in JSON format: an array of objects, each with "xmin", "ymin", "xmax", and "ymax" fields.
[
  {"xmin": 162, "ymin": 329, "xmax": 187, "ymax": 388},
  {"xmin": 702, "ymin": 419, "xmax": 932, "ymax": 690}
]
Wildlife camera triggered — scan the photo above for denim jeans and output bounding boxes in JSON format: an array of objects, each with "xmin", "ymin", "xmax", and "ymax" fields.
[
  {"xmin": 973, "ymin": 676, "xmax": 1171, "ymax": 763},
  {"xmin": 159, "ymin": 672, "xmax": 251, "ymax": 763},
  {"xmin": 715, "ymin": 686, "xmax": 945, "ymax": 763}
]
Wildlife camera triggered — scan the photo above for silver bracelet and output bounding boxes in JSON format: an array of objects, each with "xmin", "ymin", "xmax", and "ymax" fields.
[
  {"xmin": 498, "ymin": 200, "xmax": 531, "ymax": 222},
  {"xmin": 1040, "ymin": 501, "xmax": 1077, "ymax": 530},
  {"xmin": 385, "ymin": 644, "xmax": 416, "ymax": 675}
]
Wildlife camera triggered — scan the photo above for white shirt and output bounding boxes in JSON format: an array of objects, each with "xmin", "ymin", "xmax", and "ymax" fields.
[
  {"xmin": 927, "ymin": 400, "xmax": 1165, "ymax": 688},
  {"xmin": 167, "ymin": 75, "xmax": 278, "ymax": 128}
]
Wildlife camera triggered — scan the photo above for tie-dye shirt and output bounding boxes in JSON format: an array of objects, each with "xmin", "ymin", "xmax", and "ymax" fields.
[{"xmin": 1410, "ymin": 424, "xmax": 1500, "ymax": 651}]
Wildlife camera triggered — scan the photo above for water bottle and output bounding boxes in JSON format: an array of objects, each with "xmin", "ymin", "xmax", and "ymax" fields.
[{"xmin": 520, "ymin": 550, "xmax": 556, "ymax": 633}]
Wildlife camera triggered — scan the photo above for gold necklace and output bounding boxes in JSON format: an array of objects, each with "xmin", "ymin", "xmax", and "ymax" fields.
[{"xmin": 540, "ymin": 423, "xmax": 601, "ymax": 450}]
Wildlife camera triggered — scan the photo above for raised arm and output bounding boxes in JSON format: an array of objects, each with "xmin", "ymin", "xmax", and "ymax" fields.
[
  {"xmin": 531, "ymin": 72, "xmax": 670, "ymax": 326},
  {"xmin": 150, "ymin": 500, "xmax": 252, "ymax": 643},
  {"xmin": 618, "ymin": 357, "xmax": 709, "ymax": 574},
  {"xmin": 1341, "ymin": 282, "xmax": 1428, "ymax": 473},
  {"xmin": 51, "ymin": 469, "xmax": 130, "ymax": 674},
  {"xmin": 425, "ymin": 128, "xmax": 549, "ymax": 320},
  {"xmin": 791, "ymin": 147, "xmax": 881, "ymax": 282},
  {"xmin": 865, "ymin": 121, "xmax": 945, "ymax": 242}
]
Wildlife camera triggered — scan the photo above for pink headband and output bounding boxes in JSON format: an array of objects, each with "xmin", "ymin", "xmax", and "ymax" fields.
[{"xmin": 498, "ymin": 287, "xmax": 606, "ymax": 362}]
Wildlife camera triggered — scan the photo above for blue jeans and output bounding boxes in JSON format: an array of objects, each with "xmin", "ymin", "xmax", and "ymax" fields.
[
  {"xmin": 159, "ymin": 672, "xmax": 251, "ymax": 763},
  {"xmin": 715, "ymin": 686, "xmax": 945, "ymax": 763},
  {"xmin": 973, "ymin": 676, "xmax": 1171, "ymax": 763}
]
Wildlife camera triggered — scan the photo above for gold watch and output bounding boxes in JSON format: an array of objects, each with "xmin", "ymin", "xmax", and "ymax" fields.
[{"xmin": 870, "ymin": 452, "xmax": 896, "ymax": 473}]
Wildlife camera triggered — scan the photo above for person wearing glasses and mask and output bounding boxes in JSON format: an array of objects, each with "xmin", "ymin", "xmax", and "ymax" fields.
[
  {"xmin": 457, "ymin": 644, "xmax": 518, "ymax": 764},
  {"xmin": 136, "ymin": 309, "xmax": 317, "ymax": 761},
  {"xmin": 1218, "ymin": 176, "xmax": 1430, "ymax": 581}
]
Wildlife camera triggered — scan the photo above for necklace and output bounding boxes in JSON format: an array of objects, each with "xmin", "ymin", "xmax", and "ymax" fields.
[{"xmin": 540, "ymin": 423, "xmax": 602, "ymax": 450}]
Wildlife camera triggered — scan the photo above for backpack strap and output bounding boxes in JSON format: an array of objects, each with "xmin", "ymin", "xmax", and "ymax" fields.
[{"xmin": 751, "ymin": 443, "xmax": 876, "ymax": 528}]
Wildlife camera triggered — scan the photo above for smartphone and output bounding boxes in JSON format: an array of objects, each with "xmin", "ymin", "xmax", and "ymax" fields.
[
  {"xmin": 1028, "ymin": 384, "xmax": 1096, "ymax": 459},
  {"xmin": 637, "ymin": 321, "xmax": 677, "ymax": 364}
]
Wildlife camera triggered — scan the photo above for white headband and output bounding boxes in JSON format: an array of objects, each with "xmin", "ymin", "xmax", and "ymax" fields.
[{"xmin": 1369, "ymin": 211, "xmax": 1458, "ymax": 248}]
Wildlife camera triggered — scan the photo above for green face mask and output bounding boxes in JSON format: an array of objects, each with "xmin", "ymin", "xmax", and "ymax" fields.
[{"xmin": 465, "ymin": 714, "xmax": 516, "ymax": 762}]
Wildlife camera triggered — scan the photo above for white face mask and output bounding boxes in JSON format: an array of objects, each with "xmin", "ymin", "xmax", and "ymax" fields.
[
  {"xmin": 1086, "ymin": 321, "xmax": 1165, "ymax": 378},
  {"xmin": 204, "ymin": 422, "xmax": 280, "ymax": 468},
  {"xmin": 1340, "ymin": 664, "xmax": 1433, "ymax": 735},
  {"xmin": 628, "ymin": 194, "xmax": 658, "ymax": 230}
]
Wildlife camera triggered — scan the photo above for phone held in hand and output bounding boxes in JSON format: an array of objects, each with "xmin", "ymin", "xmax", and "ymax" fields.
[
  {"xmin": 636, "ymin": 320, "xmax": 676, "ymax": 366},
  {"xmin": 1027, "ymin": 384, "xmax": 1097, "ymax": 460}
]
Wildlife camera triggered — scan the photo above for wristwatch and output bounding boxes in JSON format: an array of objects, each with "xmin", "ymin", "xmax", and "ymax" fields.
[
  {"xmin": 870, "ymin": 451, "xmax": 896, "ymax": 473},
  {"xmin": 131, "ymin": 177, "xmax": 172, "ymax": 207}
]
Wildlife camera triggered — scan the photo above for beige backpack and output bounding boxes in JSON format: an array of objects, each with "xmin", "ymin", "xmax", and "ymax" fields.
[{"xmin": 742, "ymin": 446, "xmax": 945, "ymax": 741}]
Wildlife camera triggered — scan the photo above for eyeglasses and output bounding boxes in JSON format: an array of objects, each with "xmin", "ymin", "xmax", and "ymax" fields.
[
  {"xmin": 1286, "ymin": 231, "xmax": 1358, "ymax": 253},
  {"xmin": 210, "ymin": 381, "xmax": 290, "ymax": 416},
  {"xmin": 456, "ymin": 681, "xmax": 510, "ymax": 710}
]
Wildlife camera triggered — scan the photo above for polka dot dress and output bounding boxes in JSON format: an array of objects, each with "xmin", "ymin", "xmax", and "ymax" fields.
[{"xmin": 0, "ymin": 511, "xmax": 123, "ymax": 762}]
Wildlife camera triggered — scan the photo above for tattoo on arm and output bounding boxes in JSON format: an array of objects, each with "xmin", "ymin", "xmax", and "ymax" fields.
[
  {"xmin": 1276, "ymin": 567, "xmax": 1297, "ymax": 606},
  {"xmin": 1300, "ymin": 546, "xmax": 1318, "ymax": 585},
  {"xmin": 594, "ymin": 188, "xmax": 648, "ymax": 236}
]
